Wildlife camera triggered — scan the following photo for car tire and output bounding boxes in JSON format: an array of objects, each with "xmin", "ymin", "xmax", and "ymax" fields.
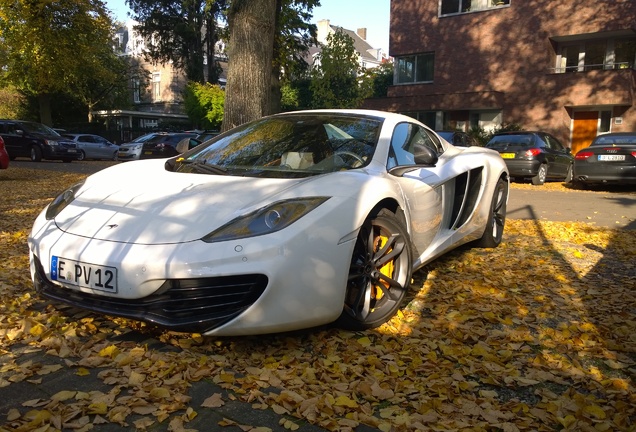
[
  {"xmin": 336, "ymin": 209, "xmax": 413, "ymax": 330},
  {"xmin": 564, "ymin": 164, "xmax": 573, "ymax": 183},
  {"xmin": 111, "ymin": 151, "xmax": 118, "ymax": 161},
  {"xmin": 77, "ymin": 150, "xmax": 86, "ymax": 161},
  {"xmin": 531, "ymin": 164, "xmax": 547, "ymax": 185},
  {"xmin": 474, "ymin": 177, "xmax": 508, "ymax": 248},
  {"xmin": 30, "ymin": 145, "xmax": 42, "ymax": 162}
]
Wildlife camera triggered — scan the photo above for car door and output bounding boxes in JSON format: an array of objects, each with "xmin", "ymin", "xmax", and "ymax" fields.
[
  {"xmin": 543, "ymin": 133, "xmax": 571, "ymax": 178},
  {"xmin": 94, "ymin": 136, "xmax": 116, "ymax": 159},
  {"xmin": 1, "ymin": 122, "xmax": 28, "ymax": 158},
  {"xmin": 386, "ymin": 123, "xmax": 446, "ymax": 263}
]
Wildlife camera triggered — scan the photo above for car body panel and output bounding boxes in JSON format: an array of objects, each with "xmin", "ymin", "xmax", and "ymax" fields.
[
  {"xmin": 28, "ymin": 109, "xmax": 509, "ymax": 336},
  {"xmin": 140, "ymin": 133, "xmax": 198, "ymax": 159},
  {"xmin": 62, "ymin": 134, "xmax": 119, "ymax": 160},
  {"xmin": 117, "ymin": 133, "xmax": 161, "ymax": 161},
  {"xmin": 0, "ymin": 136, "xmax": 9, "ymax": 169},
  {"xmin": 573, "ymin": 132, "xmax": 636, "ymax": 185}
]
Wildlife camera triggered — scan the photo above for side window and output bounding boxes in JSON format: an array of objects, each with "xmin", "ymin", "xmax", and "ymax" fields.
[
  {"xmin": 388, "ymin": 123, "xmax": 442, "ymax": 169},
  {"xmin": 546, "ymin": 135, "xmax": 565, "ymax": 151}
]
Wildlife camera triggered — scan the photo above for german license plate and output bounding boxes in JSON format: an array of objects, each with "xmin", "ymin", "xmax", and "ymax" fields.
[
  {"xmin": 500, "ymin": 153, "xmax": 515, "ymax": 159},
  {"xmin": 67, "ymin": 149, "xmax": 77, "ymax": 153},
  {"xmin": 144, "ymin": 151, "xmax": 152, "ymax": 155},
  {"xmin": 51, "ymin": 256, "xmax": 118, "ymax": 293},
  {"xmin": 598, "ymin": 155, "xmax": 625, "ymax": 161}
]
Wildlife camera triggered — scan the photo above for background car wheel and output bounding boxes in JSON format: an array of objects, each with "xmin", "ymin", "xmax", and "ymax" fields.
[
  {"xmin": 474, "ymin": 177, "xmax": 508, "ymax": 248},
  {"xmin": 77, "ymin": 150, "xmax": 86, "ymax": 161},
  {"xmin": 531, "ymin": 164, "xmax": 547, "ymax": 185},
  {"xmin": 111, "ymin": 151, "xmax": 118, "ymax": 161},
  {"xmin": 337, "ymin": 209, "xmax": 413, "ymax": 330},
  {"xmin": 30, "ymin": 145, "xmax": 42, "ymax": 162}
]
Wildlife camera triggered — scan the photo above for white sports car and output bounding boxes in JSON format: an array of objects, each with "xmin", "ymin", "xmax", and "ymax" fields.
[{"xmin": 29, "ymin": 110, "xmax": 509, "ymax": 336}]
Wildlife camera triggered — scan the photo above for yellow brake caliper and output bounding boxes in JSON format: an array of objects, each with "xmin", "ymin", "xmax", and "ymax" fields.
[{"xmin": 373, "ymin": 234, "xmax": 394, "ymax": 302}]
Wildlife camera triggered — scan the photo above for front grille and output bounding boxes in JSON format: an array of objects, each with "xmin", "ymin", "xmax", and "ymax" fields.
[{"xmin": 32, "ymin": 256, "xmax": 268, "ymax": 333}]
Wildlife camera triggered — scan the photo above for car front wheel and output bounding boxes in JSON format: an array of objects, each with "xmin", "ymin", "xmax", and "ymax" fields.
[
  {"xmin": 531, "ymin": 164, "xmax": 547, "ymax": 185},
  {"xmin": 77, "ymin": 150, "xmax": 86, "ymax": 161},
  {"xmin": 337, "ymin": 209, "xmax": 412, "ymax": 330}
]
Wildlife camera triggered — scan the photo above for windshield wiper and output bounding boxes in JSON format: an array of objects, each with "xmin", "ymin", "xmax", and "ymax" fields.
[{"xmin": 180, "ymin": 159, "xmax": 229, "ymax": 175}]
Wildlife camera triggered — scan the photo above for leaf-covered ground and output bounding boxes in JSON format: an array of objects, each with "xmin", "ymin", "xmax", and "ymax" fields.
[{"xmin": 1, "ymin": 167, "xmax": 635, "ymax": 432}]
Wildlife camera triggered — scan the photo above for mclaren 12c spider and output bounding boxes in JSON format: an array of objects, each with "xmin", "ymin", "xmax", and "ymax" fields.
[{"xmin": 29, "ymin": 110, "xmax": 509, "ymax": 336}]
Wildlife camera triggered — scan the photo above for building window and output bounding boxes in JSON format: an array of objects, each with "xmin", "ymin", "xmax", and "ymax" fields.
[
  {"xmin": 555, "ymin": 37, "xmax": 635, "ymax": 73},
  {"xmin": 396, "ymin": 53, "xmax": 434, "ymax": 84},
  {"xmin": 440, "ymin": 0, "xmax": 509, "ymax": 16},
  {"xmin": 152, "ymin": 72, "xmax": 161, "ymax": 102},
  {"xmin": 132, "ymin": 78, "xmax": 140, "ymax": 103}
]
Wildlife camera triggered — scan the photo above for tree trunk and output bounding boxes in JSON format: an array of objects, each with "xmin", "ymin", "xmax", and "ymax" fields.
[
  {"xmin": 38, "ymin": 94, "xmax": 53, "ymax": 126},
  {"xmin": 269, "ymin": 0, "xmax": 283, "ymax": 114},
  {"xmin": 223, "ymin": 0, "xmax": 277, "ymax": 131}
]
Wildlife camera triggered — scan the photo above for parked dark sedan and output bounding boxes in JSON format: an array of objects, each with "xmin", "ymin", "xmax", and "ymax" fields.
[
  {"xmin": 0, "ymin": 120, "xmax": 80, "ymax": 162},
  {"xmin": 486, "ymin": 131, "xmax": 574, "ymax": 185},
  {"xmin": 573, "ymin": 132, "xmax": 636, "ymax": 186},
  {"xmin": 0, "ymin": 136, "xmax": 9, "ymax": 169},
  {"xmin": 140, "ymin": 133, "xmax": 199, "ymax": 159}
]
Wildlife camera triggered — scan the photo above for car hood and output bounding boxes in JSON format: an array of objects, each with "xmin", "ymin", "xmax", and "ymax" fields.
[{"xmin": 53, "ymin": 160, "xmax": 324, "ymax": 245}]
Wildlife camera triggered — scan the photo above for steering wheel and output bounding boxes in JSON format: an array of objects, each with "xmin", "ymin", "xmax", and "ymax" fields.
[{"xmin": 333, "ymin": 151, "xmax": 365, "ymax": 167}]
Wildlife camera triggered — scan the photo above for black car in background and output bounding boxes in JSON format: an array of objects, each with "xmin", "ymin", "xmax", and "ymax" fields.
[
  {"xmin": 436, "ymin": 130, "xmax": 478, "ymax": 147},
  {"xmin": 573, "ymin": 132, "xmax": 636, "ymax": 186},
  {"xmin": 486, "ymin": 131, "xmax": 574, "ymax": 185},
  {"xmin": 0, "ymin": 120, "xmax": 80, "ymax": 162},
  {"xmin": 140, "ymin": 132, "xmax": 199, "ymax": 159}
]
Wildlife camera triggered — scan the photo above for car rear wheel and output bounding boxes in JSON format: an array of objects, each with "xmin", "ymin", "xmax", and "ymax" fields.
[
  {"xmin": 531, "ymin": 164, "xmax": 547, "ymax": 185},
  {"xmin": 30, "ymin": 145, "xmax": 42, "ymax": 162},
  {"xmin": 337, "ymin": 209, "xmax": 413, "ymax": 330},
  {"xmin": 111, "ymin": 151, "xmax": 118, "ymax": 161},
  {"xmin": 474, "ymin": 177, "xmax": 508, "ymax": 248},
  {"xmin": 77, "ymin": 150, "xmax": 86, "ymax": 161}
]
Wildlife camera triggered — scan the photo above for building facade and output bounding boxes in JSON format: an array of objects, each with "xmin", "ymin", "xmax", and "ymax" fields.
[
  {"xmin": 364, "ymin": 0, "xmax": 636, "ymax": 153},
  {"xmin": 315, "ymin": 19, "xmax": 386, "ymax": 70}
]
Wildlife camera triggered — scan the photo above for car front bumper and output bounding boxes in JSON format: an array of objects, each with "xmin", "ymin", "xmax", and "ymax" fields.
[{"xmin": 28, "ymin": 213, "xmax": 355, "ymax": 336}]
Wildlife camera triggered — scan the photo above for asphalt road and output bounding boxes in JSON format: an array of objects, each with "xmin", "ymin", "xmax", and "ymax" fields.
[{"xmin": 9, "ymin": 159, "xmax": 636, "ymax": 230}]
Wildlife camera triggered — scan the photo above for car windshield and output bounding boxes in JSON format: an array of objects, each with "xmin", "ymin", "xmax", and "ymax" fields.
[
  {"xmin": 592, "ymin": 134, "xmax": 636, "ymax": 146},
  {"xmin": 20, "ymin": 122, "xmax": 61, "ymax": 137},
  {"xmin": 487, "ymin": 134, "xmax": 534, "ymax": 148},
  {"xmin": 175, "ymin": 113, "xmax": 382, "ymax": 178}
]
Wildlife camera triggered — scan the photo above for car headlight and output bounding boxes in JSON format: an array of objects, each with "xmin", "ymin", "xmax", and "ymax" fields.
[
  {"xmin": 45, "ymin": 181, "xmax": 85, "ymax": 220},
  {"xmin": 202, "ymin": 197, "xmax": 329, "ymax": 243},
  {"xmin": 45, "ymin": 139, "xmax": 59, "ymax": 146}
]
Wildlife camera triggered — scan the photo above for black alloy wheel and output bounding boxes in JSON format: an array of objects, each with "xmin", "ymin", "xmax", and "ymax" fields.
[
  {"xmin": 474, "ymin": 176, "xmax": 508, "ymax": 248},
  {"xmin": 337, "ymin": 209, "xmax": 412, "ymax": 330}
]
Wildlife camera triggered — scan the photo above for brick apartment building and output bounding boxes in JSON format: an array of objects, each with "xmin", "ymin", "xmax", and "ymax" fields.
[{"xmin": 364, "ymin": 0, "xmax": 636, "ymax": 153}]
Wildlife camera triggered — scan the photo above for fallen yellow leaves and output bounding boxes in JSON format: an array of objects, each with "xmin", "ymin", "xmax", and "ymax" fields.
[{"xmin": 1, "ymin": 168, "xmax": 635, "ymax": 431}]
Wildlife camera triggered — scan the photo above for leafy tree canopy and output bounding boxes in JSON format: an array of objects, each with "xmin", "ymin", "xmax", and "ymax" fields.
[
  {"xmin": 0, "ymin": 0, "xmax": 124, "ymax": 124},
  {"xmin": 310, "ymin": 29, "xmax": 362, "ymax": 109},
  {"xmin": 127, "ymin": 0, "xmax": 227, "ymax": 83},
  {"xmin": 184, "ymin": 82, "xmax": 225, "ymax": 129}
]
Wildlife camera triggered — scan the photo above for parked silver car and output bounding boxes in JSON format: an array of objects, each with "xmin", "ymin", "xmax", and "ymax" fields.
[
  {"xmin": 62, "ymin": 134, "xmax": 119, "ymax": 161},
  {"xmin": 117, "ymin": 133, "xmax": 160, "ymax": 161}
]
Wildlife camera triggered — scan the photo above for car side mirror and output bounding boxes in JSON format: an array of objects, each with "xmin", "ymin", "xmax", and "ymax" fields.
[
  {"xmin": 413, "ymin": 144, "xmax": 439, "ymax": 166},
  {"xmin": 388, "ymin": 145, "xmax": 439, "ymax": 177}
]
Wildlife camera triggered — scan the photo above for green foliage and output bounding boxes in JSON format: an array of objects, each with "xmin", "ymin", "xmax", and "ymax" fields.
[
  {"xmin": 310, "ymin": 29, "xmax": 362, "ymax": 109},
  {"xmin": 184, "ymin": 82, "xmax": 225, "ymax": 129},
  {"xmin": 280, "ymin": 78, "xmax": 313, "ymax": 111},
  {"xmin": 469, "ymin": 122, "xmax": 524, "ymax": 146},
  {"xmin": 274, "ymin": 0, "xmax": 319, "ymax": 82},
  {"xmin": 0, "ymin": 86, "xmax": 27, "ymax": 119},
  {"xmin": 127, "ymin": 0, "xmax": 227, "ymax": 83},
  {"xmin": 359, "ymin": 60, "xmax": 394, "ymax": 100},
  {"xmin": 0, "ymin": 0, "xmax": 127, "ymax": 124}
]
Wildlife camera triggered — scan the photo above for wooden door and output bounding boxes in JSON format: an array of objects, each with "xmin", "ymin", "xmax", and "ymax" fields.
[{"xmin": 572, "ymin": 111, "xmax": 598, "ymax": 154}]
